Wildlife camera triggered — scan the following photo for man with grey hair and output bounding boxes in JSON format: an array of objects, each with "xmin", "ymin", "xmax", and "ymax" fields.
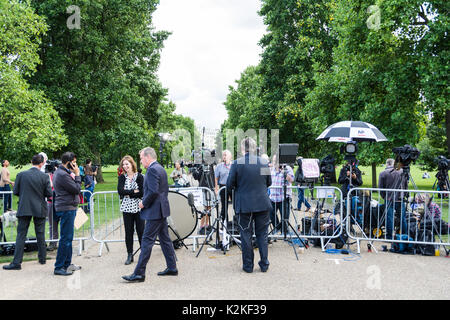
[
  {"xmin": 226, "ymin": 137, "xmax": 272, "ymax": 273},
  {"xmin": 122, "ymin": 147, "xmax": 177, "ymax": 282},
  {"xmin": 215, "ymin": 150, "xmax": 233, "ymax": 222}
]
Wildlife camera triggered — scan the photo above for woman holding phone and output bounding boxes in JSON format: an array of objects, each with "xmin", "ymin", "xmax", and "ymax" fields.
[{"xmin": 117, "ymin": 155, "xmax": 144, "ymax": 265}]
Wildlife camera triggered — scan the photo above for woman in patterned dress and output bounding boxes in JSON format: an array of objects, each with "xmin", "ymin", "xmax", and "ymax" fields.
[{"xmin": 117, "ymin": 156, "xmax": 144, "ymax": 265}]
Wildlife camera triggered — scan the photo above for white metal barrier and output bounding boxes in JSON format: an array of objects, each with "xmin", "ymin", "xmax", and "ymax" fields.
[
  {"xmin": 217, "ymin": 185, "xmax": 344, "ymax": 251},
  {"xmin": 345, "ymin": 187, "xmax": 450, "ymax": 254},
  {"xmin": 0, "ymin": 190, "xmax": 92, "ymax": 256},
  {"xmin": 90, "ymin": 187, "xmax": 218, "ymax": 256}
]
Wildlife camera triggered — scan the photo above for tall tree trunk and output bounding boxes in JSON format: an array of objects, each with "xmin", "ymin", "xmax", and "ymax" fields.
[
  {"xmin": 372, "ymin": 162, "xmax": 377, "ymax": 188},
  {"xmin": 446, "ymin": 109, "xmax": 450, "ymax": 156},
  {"xmin": 94, "ymin": 152, "xmax": 104, "ymax": 183}
]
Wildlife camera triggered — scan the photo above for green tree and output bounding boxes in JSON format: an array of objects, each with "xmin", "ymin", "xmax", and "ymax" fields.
[
  {"xmin": 29, "ymin": 0, "xmax": 169, "ymax": 181},
  {"xmin": 0, "ymin": 0, "xmax": 67, "ymax": 164},
  {"xmin": 305, "ymin": 0, "xmax": 433, "ymax": 186}
]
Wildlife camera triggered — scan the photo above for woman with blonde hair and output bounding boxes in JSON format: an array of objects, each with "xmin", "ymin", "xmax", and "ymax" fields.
[{"xmin": 117, "ymin": 155, "xmax": 144, "ymax": 265}]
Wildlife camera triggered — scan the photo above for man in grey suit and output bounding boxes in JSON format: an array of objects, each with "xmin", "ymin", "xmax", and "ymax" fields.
[
  {"xmin": 3, "ymin": 154, "xmax": 52, "ymax": 270},
  {"xmin": 122, "ymin": 147, "xmax": 177, "ymax": 282},
  {"xmin": 226, "ymin": 137, "xmax": 272, "ymax": 273}
]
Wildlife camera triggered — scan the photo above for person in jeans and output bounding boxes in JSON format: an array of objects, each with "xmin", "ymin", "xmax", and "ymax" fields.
[
  {"xmin": 52, "ymin": 152, "xmax": 82, "ymax": 276},
  {"xmin": 117, "ymin": 155, "xmax": 144, "ymax": 265},
  {"xmin": 3, "ymin": 154, "xmax": 52, "ymax": 271},
  {"xmin": 269, "ymin": 154, "xmax": 294, "ymax": 234},
  {"xmin": 0, "ymin": 160, "xmax": 14, "ymax": 212}
]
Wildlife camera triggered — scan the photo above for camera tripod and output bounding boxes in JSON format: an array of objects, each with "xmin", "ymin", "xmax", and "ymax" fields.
[
  {"xmin": 196, "ymin": 190, "xmax": 241, "ymax": 257},
  {"xmin": 270, "ymin": 165, "xmax": 308, "ymax": 260}
]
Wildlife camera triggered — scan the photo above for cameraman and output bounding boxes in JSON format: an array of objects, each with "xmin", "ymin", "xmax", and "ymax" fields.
[
  {"xmin": 192, "ymin": 161, "xmax": 215, "ymax": 235},
  {"xmin": 381, "ymin": 161, "xmax": 409, "ymax": 239},
  {"xmin": 338, "ymin": 160, "xmax": 362, "ymax": 198}
]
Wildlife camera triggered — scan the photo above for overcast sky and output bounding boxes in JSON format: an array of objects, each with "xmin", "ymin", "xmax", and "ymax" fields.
[{"xmin": 152, "ymin": 0, "xmax": 266, "ymax": 131}]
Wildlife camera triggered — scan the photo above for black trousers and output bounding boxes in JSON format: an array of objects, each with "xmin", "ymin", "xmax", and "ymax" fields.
[
  {"xmin": 123, "ymin": 212, "xmax": 145, "ymax": 254},
  {"xmin": 219, "ymin": 185, "xmax": 232, "ymax": 222},
  {"xmin": 133, "ymin": 218, "xmax": 177, "ymax": 276},
  {"xmin": 13, "ymin": 216, "xmax": 46, "ymax": 265},
  {"xmin": 237, "ymin": 211, "xmax": 270, "ymax": 272}
]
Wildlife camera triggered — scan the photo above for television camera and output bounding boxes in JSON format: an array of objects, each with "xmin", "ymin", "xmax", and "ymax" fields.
[{"xmin": 45, "ymin": 160, "xmax": 61, "ymax": 174}]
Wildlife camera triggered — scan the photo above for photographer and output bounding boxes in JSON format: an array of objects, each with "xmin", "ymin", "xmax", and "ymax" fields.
[
  {"xmin": 52, "ymin": 152, "xmax": 82, "ymax": 276},
  {"xmin": 338, "ymin": 160, "xmax": 362, "ymax": 198},
  {"xmin": 169, "ymin": 161, "xmax": 186, "ymax": 187}
]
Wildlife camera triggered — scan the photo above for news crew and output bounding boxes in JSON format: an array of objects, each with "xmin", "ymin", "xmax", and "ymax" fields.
[{"xmin": 338, "ymin": 161, "xmax": 362, "ymax": 198}]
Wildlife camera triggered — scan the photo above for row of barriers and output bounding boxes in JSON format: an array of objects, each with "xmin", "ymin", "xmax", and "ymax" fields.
[{"xmin": 0, "ymin": 186, "xmax": 448, "ymax": 257}]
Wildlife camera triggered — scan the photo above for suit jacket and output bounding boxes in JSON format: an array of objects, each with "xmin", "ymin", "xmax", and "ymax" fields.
[
  {"xmin": 226, "ymin": 153, "xmax": 272, "ymax": 214},
  {"xmin": 13, "ymin": 167, "xmax": 52, "ymax": 218},
  {"xmin": 140, "ymin": 161, "xmax": 170, "ymax": 221}
]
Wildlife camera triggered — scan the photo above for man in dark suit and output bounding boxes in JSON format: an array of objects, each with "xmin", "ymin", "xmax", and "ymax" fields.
[
  {"xmin": 3, "ymin": 154, "xmax": 52, "ymax": 270},
  {"xmin": 226, "ymin": 137, "xmax": 272, "ymax": 273},
  {"xmin": 122, "ymin": 147, "xmax": 177, "ymax": 282}
]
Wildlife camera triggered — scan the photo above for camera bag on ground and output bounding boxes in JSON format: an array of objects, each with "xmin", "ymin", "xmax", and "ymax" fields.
[
  {"xmin": 390, "ymin": 234, "xmax": 415, "ymax": 254},
  {"xmin": 415, "ymin": 229, "xmax": 436, "ymax": 256},
  {"xmin": 24, "ymin": 238, "xmax": 39, "ymax": 252}
]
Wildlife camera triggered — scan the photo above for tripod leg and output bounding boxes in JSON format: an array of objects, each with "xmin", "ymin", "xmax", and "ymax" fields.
[{"xmin": 196, "ymin": 218, "xmax": 219, "ymax": 258}]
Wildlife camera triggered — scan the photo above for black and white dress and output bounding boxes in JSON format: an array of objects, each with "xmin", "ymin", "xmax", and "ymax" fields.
[{"xmin": 120, "ymin": 174, "xmax": 141, "ymax": 214}]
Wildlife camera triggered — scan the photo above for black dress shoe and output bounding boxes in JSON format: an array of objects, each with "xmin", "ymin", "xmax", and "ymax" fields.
[
  {"xmin": 157, "ymin": 268, "xmax": 178, "ymax": 276},
  {"xmin": 260, "ymin": 266, "xmax": 269, "ymax": 273},
  {"xmin": 3, "ymin": 263, "xmax": 21, "ymax": 270},
  {"xmin": 122, "ymin": 274, "xmax": 145, "ymax": 282},
  {"xmin": 125, "ymin": 253, "xmax": 133, "ymax": 265},
  {"xmin": 39, "ymin": 260, "xmax": 46, "ymax": 265},
  {"xmin": 242, "ymin": 268, "xmax": 253, "ymax": 273},
  {"xmin": 54, "ymin": 268, "xmax": 73, "ymax": 276}
]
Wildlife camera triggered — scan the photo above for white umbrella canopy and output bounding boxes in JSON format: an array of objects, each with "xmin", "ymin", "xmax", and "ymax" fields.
[{"xmin": 316, "ymin": 121, "xmax": 388, "ymax": 142}]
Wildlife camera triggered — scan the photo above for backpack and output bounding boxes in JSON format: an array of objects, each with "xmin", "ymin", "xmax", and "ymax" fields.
[{"xmin": 390, "ymin": 234, "xmax": 415, "ymax": 254}]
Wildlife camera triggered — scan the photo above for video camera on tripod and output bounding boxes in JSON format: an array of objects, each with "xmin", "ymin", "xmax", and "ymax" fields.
[
  {"xmin": 319, "ymin": 155, "xmax": 336, "ymax": 186},
  {"xmin": 435, "ymin": 155, "xmax": 449, "ymax": 192},
  {"xmin": 392, "ymin": 144, "xmax": 420, "ymax": 167}
]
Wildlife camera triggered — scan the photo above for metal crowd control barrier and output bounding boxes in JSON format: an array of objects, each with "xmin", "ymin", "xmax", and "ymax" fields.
[
  {"xmin": 0, "ymin": 190, "xmax": 92, "ymax": 256},
  {"xmin": 345, "ymin": 187, "xmax": 450, "ymax": 254},
  {"xmin": 217, "ymin": 185, "xmax": 344, "ymax": 251},
  {"xmin": 90, "ymin": 187, "xmax": 218, "ymax": 256}
]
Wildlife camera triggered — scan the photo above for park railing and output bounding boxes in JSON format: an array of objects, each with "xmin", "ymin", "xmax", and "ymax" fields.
[
  {"xmin": 0, "ymin": 190, "xmax": 92, "ymax": 256},
  {"xmin": 345, "ymin": 187, "xmax": 450, "ymax": 254},
  {"xmin": 90, "ymin": 187, "xmax": 218, "ymax": 256}
]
